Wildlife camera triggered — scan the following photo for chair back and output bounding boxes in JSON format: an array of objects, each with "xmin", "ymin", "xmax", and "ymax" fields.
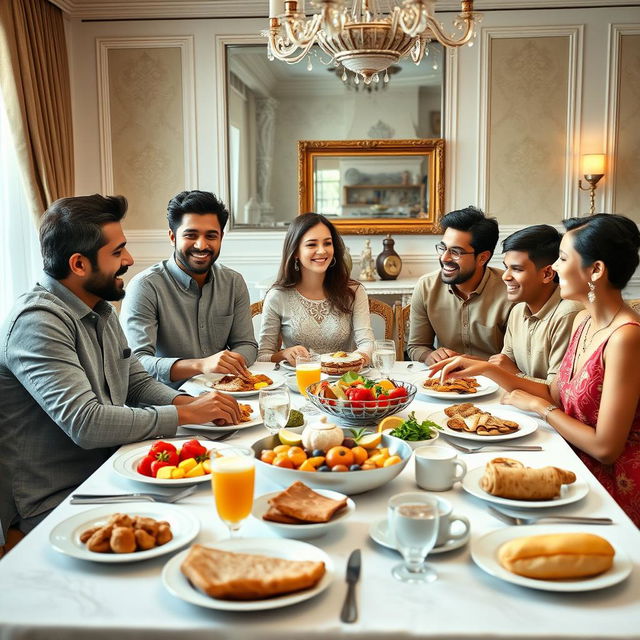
[
  {"xmin": 250, "ymin": 300, "xmax": 263, "ymax": 317},
  {"xmin": 250, "ymin": 299, "xmax": 282, "ymax": 351},
  {"xmin": 394, "ymin": 303, "xmax": 411, "ymax": 361},
  {"xmin": 626, "ymin": 298, "xmax": 640, "ymax": 314},
  {"xmin": 369, "ymin": 298, "xmax": 394, "ymax": 341}
]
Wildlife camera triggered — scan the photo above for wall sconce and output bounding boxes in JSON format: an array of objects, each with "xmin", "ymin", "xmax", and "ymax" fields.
[{"xmin": 578, "ymin": 154, "xmax": 605, "ymax": 215}]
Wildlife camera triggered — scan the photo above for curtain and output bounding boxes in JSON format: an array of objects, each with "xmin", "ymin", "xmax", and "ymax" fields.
[
  {"xmin": 0, "ymin": 0, "xmax": 74, "ymax": 221},
  {"xmin": 0, "ymin": 89, "xmax": 41, "ymax": 321}
]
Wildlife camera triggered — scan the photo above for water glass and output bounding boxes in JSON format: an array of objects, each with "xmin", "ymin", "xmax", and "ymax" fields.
[
  {"xmin": 373, "ymin": 339, "xmax": 396, "ymax": 378},
  {"xmin": 388, "ymin": 492, "xmax": 439, "ymax": 583},
  {"xmin": 258, "ymin": 387, "xmax": 291, "ymax": 436}
]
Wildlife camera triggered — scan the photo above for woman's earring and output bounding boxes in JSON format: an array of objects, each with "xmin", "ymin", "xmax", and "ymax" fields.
[
  {"xmin": 294, "ymin": 258, "xmax": 300, "ymax": 272},
  {"xmin": 329, "ymin": 257, "xmax": 337, "ymax": 268},
  {"xmin": 588, "ymin": 281, "xmax": 596, "ymax": 303}
]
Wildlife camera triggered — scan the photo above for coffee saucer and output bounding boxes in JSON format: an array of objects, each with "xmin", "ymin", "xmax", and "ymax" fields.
[{"xmin": 369, "ymin": 518, "xmax": 470, "ymax": 555}]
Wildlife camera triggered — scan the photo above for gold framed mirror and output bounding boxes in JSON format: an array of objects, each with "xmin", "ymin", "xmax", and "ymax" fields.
[{"xmin": 298, "ymin": 139, "xmax": 445, "ymax": 235}]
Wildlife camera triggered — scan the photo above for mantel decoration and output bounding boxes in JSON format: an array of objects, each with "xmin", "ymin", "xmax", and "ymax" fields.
[
  {"xmin": 359, "ymin": 239, "xmax": 377, "ymax": 281},
  {"xmin": 376, "ymin": 234, "xmax": 402, "ymax": 280},
  {"xmin": 266, "ymin": 0, "xmax": 480, "ymax": 87}
]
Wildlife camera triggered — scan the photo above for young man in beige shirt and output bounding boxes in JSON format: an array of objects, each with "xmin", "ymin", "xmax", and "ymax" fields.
[
  {"xmin": 489, "ymin": 225, "xmax": 582, "ymax": 383},
  {"xmin": 408, "ymin": 207, "xmax": 514, "ymax": 364}
]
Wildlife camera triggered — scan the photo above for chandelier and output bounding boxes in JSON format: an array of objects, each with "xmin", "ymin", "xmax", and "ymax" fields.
[{"xmin": 266, "ymin": 0, "xmax": 480, "ymax": 85}]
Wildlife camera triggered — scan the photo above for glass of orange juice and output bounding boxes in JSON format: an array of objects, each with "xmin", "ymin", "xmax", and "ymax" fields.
[
  {"xmin": 296, "ymin": 353, "xmax": 321, "ymax": 413},
  {"xmin": 211, "ymin": 448, "xmax": 255, "ymax": 536}
]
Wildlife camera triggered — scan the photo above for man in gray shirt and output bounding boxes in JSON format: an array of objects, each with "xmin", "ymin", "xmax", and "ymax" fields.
[
  {"xmin": 120, "ymin": 190, "xmax": 258, "ymax": 388},
  {"xmin": 0, "ymin": 194, "xmax": 241, "ymax": 548}
]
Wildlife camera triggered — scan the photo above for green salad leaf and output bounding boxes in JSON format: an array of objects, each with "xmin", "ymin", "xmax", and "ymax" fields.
[{"xmin": 389, "ymin": 411, "xmax": 441, "ymax": 441}]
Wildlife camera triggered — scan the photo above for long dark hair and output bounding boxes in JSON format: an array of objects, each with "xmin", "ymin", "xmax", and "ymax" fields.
[
  {"xmin": 563, "ymin": 214, "xmax": 640, "ymax": 290},
  {"xmin": 273, "ymin": 213, "xmax": 356, "ymax": 314}
]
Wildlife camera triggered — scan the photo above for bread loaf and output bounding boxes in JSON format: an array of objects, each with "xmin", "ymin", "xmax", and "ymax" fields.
[{"xmin": 498, "ymin": 533, "xmax": 615, "ymax": 579}]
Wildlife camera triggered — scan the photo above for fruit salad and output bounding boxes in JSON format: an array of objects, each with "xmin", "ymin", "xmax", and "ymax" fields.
[{"xmin": 136, "ymin": 439, "xmax": 217, "ymax": 479}]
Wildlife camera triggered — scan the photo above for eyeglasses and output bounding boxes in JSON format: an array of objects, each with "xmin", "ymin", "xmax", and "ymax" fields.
[{"xmin": 435, "ymin": 242, "xmax": 476, "ymax": 260}]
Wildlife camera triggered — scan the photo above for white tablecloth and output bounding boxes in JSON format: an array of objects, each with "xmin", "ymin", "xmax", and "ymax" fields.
[{"xmin": 1, "ymin": 363, "xmax": 639, "ymax": 640}]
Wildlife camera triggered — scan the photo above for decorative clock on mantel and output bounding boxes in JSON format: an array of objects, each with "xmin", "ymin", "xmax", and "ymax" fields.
[{"xmin": 376, "ymin": 234, "xmax": 402, "ymax": 280}]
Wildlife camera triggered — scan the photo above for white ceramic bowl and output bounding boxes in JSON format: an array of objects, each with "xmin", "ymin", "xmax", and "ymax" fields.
[
  {"xmin": 251, "ymin": 489, "xmax": 355, "ymax": 539},
  {"xmin": 251, "ymin": 429, "xmax": 411, "ymax": 495},
  {"xmin": 382, "ymin": 428, "xmax": 440, "ymax": 450}
]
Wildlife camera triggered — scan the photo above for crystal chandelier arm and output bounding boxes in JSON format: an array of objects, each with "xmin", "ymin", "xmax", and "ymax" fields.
[
  {"xmin": 399, "ymin": 1, "xmax": 477, "ymax": 47},
  {"xmin": 267, "ymin": 14, "xmax": 322, "ymax": 63},
  {"xmin": 282, "ymin": 13, "xmax": 324, "ymax": 48}
]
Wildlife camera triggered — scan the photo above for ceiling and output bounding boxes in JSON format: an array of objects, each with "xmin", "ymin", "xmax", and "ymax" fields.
[{"xmin": 50, "ymin": 0, "xmax": 640, "ymax": 20}]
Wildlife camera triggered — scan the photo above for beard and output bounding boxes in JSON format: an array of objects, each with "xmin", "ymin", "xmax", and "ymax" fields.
[
  {"xmin": 175, "ymin": 246, "xmax": 219, "ymax": 275},
  {"xmin": 84, "ymin": 265, "xmax": 128, "ymax": 301},
  {"xmin": 439, "ymin": 259, "xmax": 476, "ymax": 286}
]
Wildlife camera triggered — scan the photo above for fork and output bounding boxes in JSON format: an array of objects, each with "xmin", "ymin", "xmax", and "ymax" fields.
[
  {"xmin": 274, "ymin": 362, "xmax": 281, "ymax": 371},
  {"xmin": 488, "ymin": 506, "xmax": 613, "ymax": 526},
  {"xmin": 70, "ymin": 484, "xmax": 197, "ymax": 505},
  {"xmin": 444, "ymin": 439, "xmax": 543, "ymax": 454}
]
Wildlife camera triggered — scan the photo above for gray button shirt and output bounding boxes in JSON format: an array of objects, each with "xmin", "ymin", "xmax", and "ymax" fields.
[
  {"xmin": 120, "ymin": 257, "xmax": 258, "ymax": 388},
  {"xmin": 0, "ymin": 275, "xmax": 180, "ymax": 535}
]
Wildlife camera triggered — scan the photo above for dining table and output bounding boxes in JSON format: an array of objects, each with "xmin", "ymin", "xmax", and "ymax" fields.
[{"xmin": 0, "ymin": 362, "xmax": 639, "ymax": 640}]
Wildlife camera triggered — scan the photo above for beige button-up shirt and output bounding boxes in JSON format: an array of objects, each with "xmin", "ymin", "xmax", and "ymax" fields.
[
  {"xmin": 408, "ymin": 267, "xmax": 514, "ymax": 362},
  {"xmin": 501, "ymin": 287, "xmax": 582, "ymax": 383}
]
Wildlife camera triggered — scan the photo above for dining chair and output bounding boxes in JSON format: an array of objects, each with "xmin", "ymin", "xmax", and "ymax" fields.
[
  {"xmin": 394, "ymin": 302, "xmax": 411, "ymax": 361},
  {"xmin": 250, "ymin": 299, "xmax": 282, "ymax": 350},
  {"xmin": 368, "ymin": 298, "xmax": 394, "ymax": 341},
  {"xmin": 625, "ymin": 298, "xmax": 640, "ymax": 313}
]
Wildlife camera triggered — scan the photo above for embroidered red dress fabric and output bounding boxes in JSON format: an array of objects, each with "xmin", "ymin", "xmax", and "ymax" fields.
[{"xmin": 556, "ymin": 320, "xmax": 640, "ymax": 526}]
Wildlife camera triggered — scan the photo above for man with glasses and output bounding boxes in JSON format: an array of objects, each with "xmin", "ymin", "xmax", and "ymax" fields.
[{"xmin": 407, "ymin": 206, "xmax": 513, "ymax": 364}]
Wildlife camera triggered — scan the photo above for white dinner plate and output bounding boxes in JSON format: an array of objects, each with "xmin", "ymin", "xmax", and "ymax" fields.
[
  {"xmin": 470, "ymin": 525, "xmax": 632, "ymax": 592},
  {"xmin": 426, "ymin": 404, "xmax": 538, "ymax": 442},
  {"xmin": 415, "ymin": 374, "xmax": 500, "ymax": 400},
  {"xmin": 462, "ymin": 465, "xmax": 589, "ymax": 509},
  {"xmin": 181, "ymin": 370, "xmax": 286, "ymax": 397},
  {"xmin": 251, "ymin": 489, "xmax": 355, "ymax": 539},
  {"xmin": 112, "ymin": 439, "xmax": 215, "ymax": 486},
  {"xmin": 49, "ymin": 504, "xmax": 200, "ymax": 563},
  {"xmin": 162, "ymin": 537, "xmax": 334, "ymax": 610},
  {"xmin": 369, "ymin": 518, "xmax": 470, "ymax": 555},
  {"xmin": 180, "ymin": 399, "xmax": 263, "ymax": 432}
]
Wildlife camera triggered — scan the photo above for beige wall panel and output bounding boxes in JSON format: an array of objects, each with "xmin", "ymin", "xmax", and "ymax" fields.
[
  {"xmin": 487, "ymin": 36, "xmax": 569, "ymax": 224},
  {"xmin": 614, "ymin": 34, "xmax": 640, "ymax": 221},
  {"xmin": 108, "ymin": 47, "xmax": 185, "ymax": 229}
]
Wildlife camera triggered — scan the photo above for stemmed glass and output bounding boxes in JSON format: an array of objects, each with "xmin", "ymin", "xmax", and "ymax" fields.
[
  {"xmin": 372, "ymin": 339, "xmax": 396, "ymax": 379},
  {"xmin": 296, "ymin": 353, "xmax": 321, "ymax": 413},
  {"xmin": 388, "ymin": 492, "xmax": 440, "ymax": 583},
  {"xmin": 211, "ymin": 448, "xmax": 255, "ymax": 537},
  {"xmin": 258, "ymin": 386, "xmax": 291, "ymax": 436}
]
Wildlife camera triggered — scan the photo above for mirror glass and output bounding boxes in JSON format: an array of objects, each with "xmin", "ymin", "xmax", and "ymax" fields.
[{"xmin": 225, "ymin": 43, "xmax": 444, "ymax": 230}]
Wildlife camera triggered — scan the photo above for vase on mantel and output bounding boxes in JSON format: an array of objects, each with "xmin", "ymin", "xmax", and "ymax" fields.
[{"xmin": 376, "ymin": 234, "xmax": 402, "ymax": 281}]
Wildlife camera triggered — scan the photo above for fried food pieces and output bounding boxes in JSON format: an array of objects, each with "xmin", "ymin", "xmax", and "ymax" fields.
[
  {"xmin": 423, "ymin": 377, "xmax": 480, "ymax": 394},
  {"xmin": 481, "ymin": 457, "xmax": 576, "ymax": 500},
  {"xmin": 444, "ymin": 403, "xmax": 519, "ymax": 436},
  {"xmin": 80, "ymin": 513, "xmax": 173, "ymax": 554},
  {"xmin": 181, "ymin": 544, "xmax": 325, "ymax": 600},
  {"xmin": 212, "ymin": 373, "xmax": 273, "ymax": 392},
  {"xmin": 238, "ymin": 403, "xmax": 253, "ymax": 423},
  {"xmin": 264, "ymin": 482, "xmax": 348, "ymax": 524}
]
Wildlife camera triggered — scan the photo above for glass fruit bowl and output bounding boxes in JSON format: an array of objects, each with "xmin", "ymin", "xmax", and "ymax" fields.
[{"xmin": 305, "ymin": 379, "xmax": 417, "ymax": 426}]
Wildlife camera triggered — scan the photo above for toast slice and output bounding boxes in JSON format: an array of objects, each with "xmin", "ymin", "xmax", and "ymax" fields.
[
  {"xmin": 268, "ymin": 482, "xmax": 347, "ymax": 523},
  {"xmin": 181, "ymin": 544, "xmax": 325, "ymax": 600}
]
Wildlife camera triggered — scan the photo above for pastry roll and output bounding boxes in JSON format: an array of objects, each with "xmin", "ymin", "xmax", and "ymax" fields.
[
  {"xmin": 480, "ymin": 457, "xmax": 576, "ymax": 500},
  {"xmin": 499, "ymin": 533, "xmax": 614, "ymax": 579}
]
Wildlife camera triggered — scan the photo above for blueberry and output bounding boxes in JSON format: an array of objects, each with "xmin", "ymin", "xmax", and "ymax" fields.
[
  {"xmin": 317, "ymin": 465, "xmax": 331, "ymax": 472},
  {"xmin": 311, "ymin": 449, "xmax": 325, "ymax": 458},
  {"xmin": 349, "ymin": 464, "xmax": 361, "ymax": 471}
]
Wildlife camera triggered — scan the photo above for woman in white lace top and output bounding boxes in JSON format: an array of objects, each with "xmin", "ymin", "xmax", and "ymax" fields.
[{"xmin": 257, "ymin": 213, "xmax": 375, "ymax": 365}]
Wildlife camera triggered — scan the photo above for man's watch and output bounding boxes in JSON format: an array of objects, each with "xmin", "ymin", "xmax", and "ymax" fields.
[{"xmin": 541, "ymin": 403, "xmax": 559, "ymax": 421}]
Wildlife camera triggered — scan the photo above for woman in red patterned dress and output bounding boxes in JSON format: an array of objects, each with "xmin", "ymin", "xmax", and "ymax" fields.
[{"xmin": 431, "ymin": 214, "xmax": 640, "ymax": 526}]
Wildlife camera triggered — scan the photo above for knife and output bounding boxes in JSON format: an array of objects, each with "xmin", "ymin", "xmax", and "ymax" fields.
[{"xmin": 340, "ymin": 549, "xmax": 361, "ymax": 624}]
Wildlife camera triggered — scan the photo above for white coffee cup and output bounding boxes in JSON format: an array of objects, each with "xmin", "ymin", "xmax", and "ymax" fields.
[
  {"xmin": 432, "ymin": 496, "xmax": 470, "ymax": 546},
  {"xmin": 386, "ymin": 493, "xmax": 469, "ymax": 548},
  {"xmin": 414, "ymin": 446, "xmax": 466, "ymax": 491}
]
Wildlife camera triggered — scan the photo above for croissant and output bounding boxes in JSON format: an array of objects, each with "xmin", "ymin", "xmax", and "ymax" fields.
[{"xmin": 480, "ymin": 457, "xmax": 576, "ymax": 500}]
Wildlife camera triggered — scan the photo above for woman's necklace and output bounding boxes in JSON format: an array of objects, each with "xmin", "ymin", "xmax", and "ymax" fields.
[{"xmin": 580, "ymin": 304, "xmax": 624, "ymax": 356}]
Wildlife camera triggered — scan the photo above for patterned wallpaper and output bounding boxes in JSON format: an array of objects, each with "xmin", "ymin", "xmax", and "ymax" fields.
[
  {"xmin": 614, "ymin": 34, "xmax": 640, "ymax": 221},
  {"xmin": 108, "ymin": 47, "xmax": 185, "ymax": 229},
  {"xmin": 487, "ymin": 36, "xmax": 569, "ymax": 224}
]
